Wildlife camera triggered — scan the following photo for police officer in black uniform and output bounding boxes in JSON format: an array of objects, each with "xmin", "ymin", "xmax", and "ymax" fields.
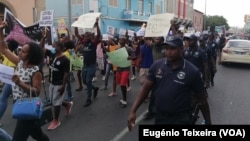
[{"xmin": 127, "ymin": 36, "xmax": 211, "ymax": 130}]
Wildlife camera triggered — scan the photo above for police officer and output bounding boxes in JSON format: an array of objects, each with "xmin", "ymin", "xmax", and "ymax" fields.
[
  {"xmin": 127, "ymin": 36, "xmax": 211, "ymax": 129},
  {"xmin": 206, "ymin": 33, "xmax": 218, "ymax": 86},
  {"xmin": 183, "ymin": 34, "xmax": 209, "ymax": 87}
]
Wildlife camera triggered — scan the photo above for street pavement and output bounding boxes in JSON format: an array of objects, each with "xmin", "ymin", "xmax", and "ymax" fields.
[
  {"xmin": 1, "ymin": 63, "xmax": 250, "ymax": 141},
  {"xmin": 1, "ymin": 65, "xmax": 154, "ymax": 141}
]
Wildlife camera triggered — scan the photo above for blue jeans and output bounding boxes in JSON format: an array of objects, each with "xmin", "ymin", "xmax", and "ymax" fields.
[
  {"xmin": 82, "ymin": 65, "xmax": 97, "ymax": 101},
  {"xmin": 104, "ymin": 63, "xmax": 112, "ymax": 87},
  {"xmin": 0, "ymin": 84, "xmax": 12, "ymax": 120}
]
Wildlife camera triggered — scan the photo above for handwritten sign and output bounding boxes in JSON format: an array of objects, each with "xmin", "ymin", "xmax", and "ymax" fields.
[
  {"xmin": 107, "ymin": 26, "xmax": 115, "ymax": 37},
  {"xmin": 106, "ymin": 47, "xmax": 131, "ymax": 68},
  {"xmin": 71, "ymin": 13, "xmax": 101, "ymax": 28},
  {"xmin": 127, "ymin": 30, "xmax": 135, "ymax": 37},
  {"xmin": 39, "ymin": 10, "xmax": 54, "ymax": 27},
  {"xmin": 0, "ymin": 64, "xmax": 15, "ymax": 86},
  {"xmin": 145, "ymin": 13, "xmax": 174, "ymax": 37},
  {"xmin": 119, "ymin": 28, "xmax": 126, "ymax": 36}
]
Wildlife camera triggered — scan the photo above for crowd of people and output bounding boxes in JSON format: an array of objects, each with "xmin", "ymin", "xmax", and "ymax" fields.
[{"xmin": 0, "ymin": 16, "xmax": 228, "ymax": 140}]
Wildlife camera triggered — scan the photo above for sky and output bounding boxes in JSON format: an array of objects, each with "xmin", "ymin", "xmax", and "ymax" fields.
[{"xmin": 193, "ymin": 0, "xmax": 250, "ymax": 28}]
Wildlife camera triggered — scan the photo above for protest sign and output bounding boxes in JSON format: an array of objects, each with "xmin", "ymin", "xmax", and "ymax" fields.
[
  {"xmin": 0, "ymin": 64, "xmax": 15, "ymax": 86},
  {"xmin": 119, "ymin": 28, "xmax": 126, "ymax": 36},
  {"xmin": 107, "ymin": 26, "xmax": 115, "ymax": 37},
  {"xmin": 106, "ymin": 47, "xmax": 131, "ymax": 68},
  {"xmin": 145, "ymin": 13, "xmax": 174, "ymax": 37},
  {"xmin": 57, "ymin": 18, "xmax": 67, "ymax": 34},
  {"xmin": 71, "ymin": 13, "xmax": 101, "ymax": 28},
  {"xmin": 39, "ymin": 10, "xmax": 54, "ymax": 27},
  {"xmin": 127, "ymin": 30, "xmax": 135, "ymax": 37}
]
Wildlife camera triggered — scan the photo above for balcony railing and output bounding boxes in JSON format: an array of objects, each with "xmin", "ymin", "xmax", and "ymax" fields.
[{"xmin": 123, "ymin": 9, "xmax": 151, "ymax": 21}]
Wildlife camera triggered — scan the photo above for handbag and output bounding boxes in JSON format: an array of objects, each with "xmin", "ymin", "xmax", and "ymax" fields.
[{"xmin": 12, "ymin": 87, "xmax": 44, "ymax": 120}]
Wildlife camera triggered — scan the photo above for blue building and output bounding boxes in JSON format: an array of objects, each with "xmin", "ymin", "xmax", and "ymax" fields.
[{"xmin": 46, "ymin": 0, "xmax": 163, "ymax": 36}]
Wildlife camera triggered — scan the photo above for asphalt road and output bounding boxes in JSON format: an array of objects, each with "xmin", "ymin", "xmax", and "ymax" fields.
[{"xmin": 1, "ymin": 63, "xmax": 250, "ymax": 141}]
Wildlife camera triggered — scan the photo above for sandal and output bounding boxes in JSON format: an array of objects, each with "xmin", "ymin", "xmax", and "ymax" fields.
[{"xmin": 75, "ymin": 87, "xmax": 83, "ymax": 91}]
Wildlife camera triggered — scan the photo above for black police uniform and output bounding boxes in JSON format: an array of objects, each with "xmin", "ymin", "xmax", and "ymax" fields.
[{"xmin": 147, "ymin": 58, "xmax": 204, "ymax": 124}]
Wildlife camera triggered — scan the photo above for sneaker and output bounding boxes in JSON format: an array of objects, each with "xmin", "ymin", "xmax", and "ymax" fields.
[
  {"xmin": 131, "ymin": 75, "xmax": 136, "ymax": 80},
  {"xmin": 119, "ymin": 100, "xmax": 127, "ymax": 108},
  {"xmin": 92, "ymin": 77, "xmax": 97, "ymax": 82},
  {"xmin": 127, "ymin": 86, "xmax": 132, "ymax": 92},
  {"xmin": 48, "ymin": 119, "xmax": 61, "ymax": 130},
  {"xmin": 93, "ymin": 87, "xmax": 99, "ymax": 98},
  {"xmin": 143, "ymin": 112, "xmax": 154, "ymax": 120},
  {"xmin": 108, "ymin": 92, "xmax": 117, "ymax": 97},
  {"xmin": 65, "ymin": 101, "xmax": 73, "ymax": 116},
  {"xmin": 83, "ymin": 100, "xmax": 92, "ymax": 107}
]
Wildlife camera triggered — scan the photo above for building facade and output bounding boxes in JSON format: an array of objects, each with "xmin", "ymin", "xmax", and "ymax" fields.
[
  {"xmin": 193, "ymin": 9, "xmax": 203, "ymax": 32},
  {"xmin": 244, "ymin": 14, "xmax": 250, "ymax": 34},
  {"xmin": 0, "ymin": 0, "xmax": 196, "ymax": 36},
  {"xmin": 0, "ymin": 0, "xmax": 45, "ymax": 25}
]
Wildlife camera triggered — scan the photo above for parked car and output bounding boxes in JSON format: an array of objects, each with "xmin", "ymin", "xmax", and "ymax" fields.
[{"xmin": 221, "ymin": 39, "xmax": 250, "ymax": 65}]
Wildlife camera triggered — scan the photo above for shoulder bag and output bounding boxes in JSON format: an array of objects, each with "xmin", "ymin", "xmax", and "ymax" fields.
[{"xmin": 12, "ymin": 87, "xmax": 44, "ymax": 120}]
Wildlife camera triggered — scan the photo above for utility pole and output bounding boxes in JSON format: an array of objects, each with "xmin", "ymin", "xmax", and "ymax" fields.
[
  {"xmin": 203, "ymin": 0, "xmax": 207, "ymax": 31},
  {"xmin": 68, "ymin": 0, "xmax": 72, "ymax": 32}
]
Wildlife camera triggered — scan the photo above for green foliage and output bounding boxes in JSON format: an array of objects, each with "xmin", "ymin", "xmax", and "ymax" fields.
[{"xmin": 203, "ymin": 15, "xmax": 230, "ymax": 32}]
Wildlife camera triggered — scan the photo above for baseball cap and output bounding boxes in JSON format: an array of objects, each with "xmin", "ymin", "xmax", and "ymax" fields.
[{"xmin": 163, "ymin": 35, "xmax": 183, "ymax": 47}]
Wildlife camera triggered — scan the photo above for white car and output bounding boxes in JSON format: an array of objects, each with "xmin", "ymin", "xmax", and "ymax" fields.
[{"xmin": 221, "ymin": 39, "xmax": 250, "ymax": 65}]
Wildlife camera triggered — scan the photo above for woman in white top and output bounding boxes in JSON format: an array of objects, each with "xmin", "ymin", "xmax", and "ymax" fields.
[{"xmin": 0, "ymin": 21, "xmax": 50, "ymax": 141}]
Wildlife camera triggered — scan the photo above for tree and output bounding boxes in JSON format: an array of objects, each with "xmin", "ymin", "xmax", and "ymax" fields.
[{"xmin": 203, "ymin": 15, "xmax": 230, "ymax": 32}]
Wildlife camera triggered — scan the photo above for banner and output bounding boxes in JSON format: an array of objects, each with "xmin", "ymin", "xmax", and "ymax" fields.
[
  {"xmin": 71, "ymin": 13, "xmax": 101, "ymax": 28},
  {"xmin": 106, "ymin": 47, "xmax": 131, "ymax": 68},
  {"xmin": 4, "ymin": 8, "xmax": 32, "ymax": 46},
  {"xmin": 24, "ymin": 22, "xmax": 53, "ymax": 45},
  {"xmin": 145, "ymin": 13, "xmax": 174, "ymax": 37},
  {"xmin": 3, "ymin": 8, "xmax": 53, "ymax": 46}
]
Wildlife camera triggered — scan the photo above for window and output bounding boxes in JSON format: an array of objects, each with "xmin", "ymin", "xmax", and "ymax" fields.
[
  {"xmin": 126, "ymin": 0, "xmax": 131, "ymax": 10},
  {"xmin": 148, "ymin": 2, "xmax": 152, "ymax": 14},
  {"xmin": 109, "ymin": 0, "xmax": 118, "ymax": 7},
  {"xmin": 138, "ymin": 0, "xmax": 143, "ymax": 16}
]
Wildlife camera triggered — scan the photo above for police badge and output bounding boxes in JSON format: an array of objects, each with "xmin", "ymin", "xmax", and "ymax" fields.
[{"xmin": 177, "ymin": 71, "xmax": 185, "ymax": 80}]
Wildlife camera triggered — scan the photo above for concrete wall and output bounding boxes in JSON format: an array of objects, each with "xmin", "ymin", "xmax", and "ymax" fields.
[{"xmin": 0, "ymin": 0, "xmax": 35, "ymax": 25}]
